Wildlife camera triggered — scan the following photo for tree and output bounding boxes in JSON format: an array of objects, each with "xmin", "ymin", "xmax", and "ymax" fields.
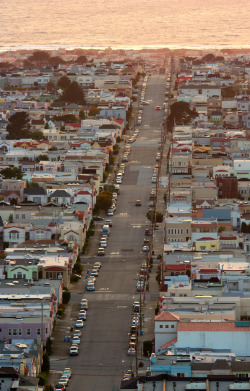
[
  {"xmin": 36, "ymin": 154, "xmax": 49, "ymax": 162},
  {"xmin": 41, "ymin": 353, "xmax": 50, "ymax": 372},
  {"xmin": 79, "ymin": 109, "xmax": 85, "ymax": 120},
  {"xmin": 62, "ymin": 291, "xmax": 71, "ymax": 305},
  {"xmin": 7, "ymin": 111, "xmax": 31, "ymax": 139},
  {"xmin": 75, "ymin": 55, "xmax": 88, "ymax": 65},
  {"xmin": 88, "ymin": 105, "xmax": 100, "ymax": 117},
  {"xmin": 221, "ymin": 86, "xmax": 236, "ymax": 99},
  {"xmin": 31, "ymin": 130, "xmax": 46, "ymax": 141},
  {"xmin": 61, "ymin": 81, "xmax": 85, "ymax": 105},
  {"xmin": 146, "ymin": 210, "xmax": 163, "ymax": 223},
  {"xmin": 73, "ymin": 261, "xmax": 83, "ymax": 275},
  {"xmin": 47, "ymin": 81, "xmax": 55, "ymax": 92},
  {"xmin": 167, "ymin": 101, "xmax": 198, "ymax": 129},
  {"xmin": 48, "ymin": 56, "xmax": 65, "ymax": 66},
  {"xmin": 28, "ymin": 51, "xmax": 50, "ymax": 65},
  {"xmin": 57, "ymin": 76, "xmax": 71, "ymax": 90},
  {"xmin": 43, "ymin": 384, "xmax": 54, "ymax": 391},
  {"xmin": 1, "ymin": 167, "xmax": 23, "ymax": 180},
  {"xmin": 202, "ymin": 53, "xmax": 216, "ymax": 62},
  {"xmin": 95, "ymin": 191, "xmax": 113, "ymax": 211}
]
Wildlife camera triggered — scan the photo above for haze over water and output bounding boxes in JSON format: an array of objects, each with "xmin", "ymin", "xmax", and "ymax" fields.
[{"xmin": 1, "ymin": 0, "xmax": 250, "ymax": 52}]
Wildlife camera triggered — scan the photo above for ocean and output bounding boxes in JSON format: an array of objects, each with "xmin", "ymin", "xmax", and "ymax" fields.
[{"xmin": 0, "ymin": 0, "xmax": 250, "ymax": 52}]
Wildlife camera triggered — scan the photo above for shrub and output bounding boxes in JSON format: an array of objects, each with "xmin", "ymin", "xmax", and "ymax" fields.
[
  {"xmin": 143, "ymin": 340, "xmax": 153, "ymax": 356},
  {"xmin": 57, "ymin": 308, "xmax": 64, "ymax": 317},
  {"xmin": 73, "ymin": 261, "xmax": 83, "ymax": 275},
  {"xmin": 41, "ymin": 353, "xmax": 50, "ymax": 373},
  {"xmin": 37, "ymin": 373, "xmax": 47, "ymax": 386},
  {"xmin": 62, "ymin": 291, "xmax": 71, "ymax": 304},
  {"xmin": 70, "ymin": 274, "xmax": 80, "ymax": 283}
]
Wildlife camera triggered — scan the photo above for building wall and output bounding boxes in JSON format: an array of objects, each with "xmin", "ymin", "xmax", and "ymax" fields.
[
  {"xmin": 216, "ymin": 177, "xmax": 238, "ymax": 199},
  {"xmin": 195, "ymin": 240, "xmax": 220, "ymax": 252},
  {"xmin": 176, "ymin": 330, "xmax": 250, "ymax": 356},
  {"xmin": 155, "ymin": 320, "xmax": 178, "ymax": 352}
]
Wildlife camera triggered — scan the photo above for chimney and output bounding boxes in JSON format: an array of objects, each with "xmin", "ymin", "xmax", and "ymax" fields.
[{"xmin": 20, "ymin": 359, "xmax": 25, "ymax": 375}]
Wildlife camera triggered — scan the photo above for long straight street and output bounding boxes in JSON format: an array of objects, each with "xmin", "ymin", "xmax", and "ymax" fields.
[{"xmin": 51, "ymin": 73, "xmax": 167, "ymax": 391}]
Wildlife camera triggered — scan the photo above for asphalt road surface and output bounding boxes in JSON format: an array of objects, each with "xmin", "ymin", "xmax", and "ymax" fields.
[{"xmin": 57, "ymin": 73, "xmax": 166, "ymax": 391}]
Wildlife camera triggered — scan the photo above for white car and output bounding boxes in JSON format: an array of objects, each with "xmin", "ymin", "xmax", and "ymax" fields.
[
  {"xmin": 143, "ymin": 245, "xmax": 149, "ymax": 252},
  {"xmin": 75, "ymin": 320, "xmax": 84, "ymax": 328},
  {"xmin": 72, "ymin": 336, "xmax": 80, "ymax": 345},
  {"xmin": 69, "ymin": 346, "xmax": 78, "ymax": 356},
  {"xmin": 100, "ymin": 240, "xmax": 107, "ymax": 248}
]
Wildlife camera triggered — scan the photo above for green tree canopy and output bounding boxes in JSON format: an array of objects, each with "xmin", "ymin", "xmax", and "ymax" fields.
[
  {"xmin": 95, "ymin": 191, "xmax": 113, "ymax": 211},
  {"xmin": 47, "ymin": 81, "xmax": 55, "ymax": 92},
  {"xmin": 1, "ymin": 167, "xmax": 23, "ymax": 180},
  {"xmin": 167, "ymin": 101, "xmax": 198, "ymax": 129},
  {"xmin": 88, "ymin": 105, "xmax": 100, "ymax": 117},
  {"xmin": 48, "ymin": 56, "xmax": 65, "ymax": 66},
  {"xmin": 35, "ymin": 154, "xmax": 49, "ymax": 162},
  {"xmin": 79, "ymin": 109, "xmax": 85, "ymax": 120},
  {"xmin": 28, "ymin": 51, "xmax": 50, "ymax": 65},
  {"xmin": 31, "ymin": 130, "xmax": 46, "ymax": 141},
  {"xmin": 75, "ymin": 55, "xmax": 88, "ymax": 65},
  {"xmin": 61, "ymin": 81, "xmax": 85, "ymax": 105},
  {"xmin": 57, "ymin": 76, "xmax": 71, "ymax": 90},
  {"xmin": 7, "ymin": 111, "xmax": 31, "ymax": 139}
]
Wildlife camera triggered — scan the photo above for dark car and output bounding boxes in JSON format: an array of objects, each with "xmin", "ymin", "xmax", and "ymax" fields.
[
  {"xmin": 144, "ymin": 238, "xmax": 150, "ymax": 244},
  {"xmin": 93, "ymin": 216, "xmax": 104, "ymax": 221},
  {"xmin": 145, "ymin": 228, "xmax": 151, "ymax": 236}
]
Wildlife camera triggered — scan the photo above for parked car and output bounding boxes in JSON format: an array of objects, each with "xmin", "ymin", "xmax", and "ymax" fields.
[
  {"xmin": 72, "ymin": 336, "xmax": 80, "ymax": 345},
  {"xmin": 73, "ymin": 330, "xmax": 81, "ymax": 337},
  {"xmin": 78, "ymin": 311, "xmax": 87, "ymax": 321},
  {"xmin": 81, "ymin": 298, "xmax": 88, "ymax": 310},
  {"xmin": 97, "ymin": 247, "xmax": 105, "ymax": 256},
  {"xmin": 69, "ymin": 346, "xmax": 78, "ymax": 356},
  {"xmin": 135, "ymin": 200, "xmax": 141, "ymax": 206},
  {"xmin": 99, "ymin": 240, "xmax": 107, "ymax": 248},
  {"xmin": 75, "ymin": 320, "xmax": 84, "ymax": 328},
  {"xmin": 63, "ymin": 368, "xmax": 72, "ymax": 379},
  {"xmin": 105, "ymin": 219, "xmax": 112, "ymax": 227},
  {"xmin": 87, "ymin": 282, "xmax": 95, "ymax": 291}
]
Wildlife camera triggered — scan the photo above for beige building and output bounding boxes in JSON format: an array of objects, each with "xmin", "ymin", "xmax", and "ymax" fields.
[
  {"xmin": 170, "ymin": 174, "xmax": 192, "ymax": 189},
  {"xmin": 170, "ymin": 153, "xmax": 191, "ymax": 174},
  {"xmin": 192, "ymin": 180, "xmax": 217, "ymax": 201},
  {"xmin": 166, "ymin": 217, "xmax": 192, "ymax": 242}
]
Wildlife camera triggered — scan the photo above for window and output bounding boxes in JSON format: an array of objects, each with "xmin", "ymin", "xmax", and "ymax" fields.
[
  {"xmin": 13, "ymin": 329, "xmax": 17, "ymax": 335},
  {"xmin": 16, "ymin": 214, "xmax": 19, "ymax": 219},
  {"xmin": 46, "ymin": 328, "xmax": 48, "ymax": 334},
  {"xmin": 171, "ymin": 325, "xmax": 175, "ymax": 328},
  {"xmin": 9, "ymin": 232, "xmax": 19, "ymax": 240},
  {"xmin": 159, "ymin": 325, "xmax": 163, "ymax": 329},
  {"xmin": 8, "ymin": 329, "xmax": 11, "ymax": 336},
  {"xmin": 18, "ymin": 329, "xmax": 22, "ymax": 335},
  {"xmin": 37, "ymin": 328, "xmax": 41, "ymax": 335},
  {"xmin": 165, "ymin": 325, "xmax": 169, "ymax": 328},
  {"xmin": 27, "ymin": 328, "xmax": 31, "ymax": 336},
  {"xmin": 22, "ymin": 214, "xmax": 25, "ymax": 219}
]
